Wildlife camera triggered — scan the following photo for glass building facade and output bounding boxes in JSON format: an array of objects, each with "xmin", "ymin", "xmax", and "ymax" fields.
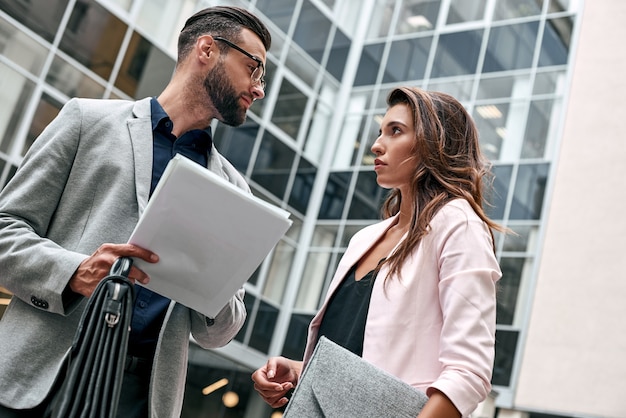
[{"xmin": 0, "ymin": 0, "xmax": 583, "ymax": 416}]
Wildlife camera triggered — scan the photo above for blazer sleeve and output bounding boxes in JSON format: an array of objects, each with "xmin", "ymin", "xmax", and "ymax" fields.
[
  {"xmin": 0, "ymin": 99, "xmax": 88, "ymax": 315},
  {"xmin": 426, "ymin": 202, "xmax": 501, "ymax": 417}
]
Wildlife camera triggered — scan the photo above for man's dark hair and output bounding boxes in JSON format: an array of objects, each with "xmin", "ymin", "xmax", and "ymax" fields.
[{"xmin": 177, "ymin": 6, "xmax": 272, "ymax": 65}]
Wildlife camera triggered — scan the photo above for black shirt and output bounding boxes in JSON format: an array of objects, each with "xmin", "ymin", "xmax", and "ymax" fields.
[{"xmin": 316, "ymin": 265, "xmax": 377, "ymax": 357}]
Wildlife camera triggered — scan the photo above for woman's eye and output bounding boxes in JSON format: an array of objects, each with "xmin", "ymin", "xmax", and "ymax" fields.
[{"xmin": 392, "ymin": 127, "xmax": 401, "ymax": 134}]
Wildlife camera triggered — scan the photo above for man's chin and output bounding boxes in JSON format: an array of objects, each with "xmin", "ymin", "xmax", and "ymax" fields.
[{"xmin": 220, "ymin": 112, "xmax": 247, "ymax": 127}]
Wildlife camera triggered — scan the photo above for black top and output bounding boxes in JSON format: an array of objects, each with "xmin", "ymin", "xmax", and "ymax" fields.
[{"xmin": 317, "ymin": 265, "xmax": 377, "ymax": 357}]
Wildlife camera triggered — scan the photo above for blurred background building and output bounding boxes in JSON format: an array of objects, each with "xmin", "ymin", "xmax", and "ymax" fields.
[{"xmin": 0, "ymin": 0, "xmax": 624, "ymax": 417}]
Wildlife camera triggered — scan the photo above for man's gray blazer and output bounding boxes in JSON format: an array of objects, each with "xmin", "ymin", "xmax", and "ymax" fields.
[{"xmin": 0, "ymin": 97, "xmax": 247, "ymax": 416}]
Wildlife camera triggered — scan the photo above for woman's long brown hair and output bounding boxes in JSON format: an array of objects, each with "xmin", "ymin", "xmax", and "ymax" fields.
[{"xmin": 378, "ymin": 87, "xmax": 505, "ymax": 280}]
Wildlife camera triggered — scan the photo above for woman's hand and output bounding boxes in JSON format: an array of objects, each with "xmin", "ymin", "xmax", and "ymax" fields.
[
  {"xmin": 252, "ymin": 357, "xmax": 302, "ymax": 408},
  {"xmin": 417, "ymin": 389, "xmax": 461, "ymax": 418}
]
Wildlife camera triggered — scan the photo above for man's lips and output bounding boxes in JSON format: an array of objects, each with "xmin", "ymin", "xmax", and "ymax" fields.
[{"xmin": 241, "ymin": 96, "xmax": 253, "ymax": 108}]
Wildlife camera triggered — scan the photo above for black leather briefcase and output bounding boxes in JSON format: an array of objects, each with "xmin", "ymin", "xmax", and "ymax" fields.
[{"xmin": 49, "ymin": 257, "xmax": 135, "ymax": 418}]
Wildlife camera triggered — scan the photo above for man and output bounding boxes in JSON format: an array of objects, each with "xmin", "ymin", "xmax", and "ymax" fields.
[{"xmin": 0, "ymin": 6, "xmax": 271, "ymax": 417}]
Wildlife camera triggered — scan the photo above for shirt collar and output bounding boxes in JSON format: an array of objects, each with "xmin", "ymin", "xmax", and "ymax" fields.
[
  {"xmin": 150, "ymin": 97, "xmax": 169, "ymax": 131},
  {"xmin": 150, "ymin": 97, "xmax": 213, "ymax": 153}
]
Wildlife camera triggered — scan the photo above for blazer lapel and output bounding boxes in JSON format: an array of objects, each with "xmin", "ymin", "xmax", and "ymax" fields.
[{"xmin": 127, "ymin": 98, "xmax": 154, "ymax": 216}]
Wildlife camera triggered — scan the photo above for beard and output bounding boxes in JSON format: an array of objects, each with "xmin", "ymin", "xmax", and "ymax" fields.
[{"xmin": 203, "ymin": 60, "xmax": 247, "ymax": 127}]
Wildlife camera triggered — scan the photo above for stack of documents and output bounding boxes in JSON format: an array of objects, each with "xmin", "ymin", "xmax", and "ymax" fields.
[{"xmin": 128, "ymin": 154, "xmax": 292, "ymax": 317}]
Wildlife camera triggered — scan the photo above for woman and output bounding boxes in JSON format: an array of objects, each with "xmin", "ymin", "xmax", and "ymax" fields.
[{"xmin": 252, "ymin": 87, "xmax": 504, "ymax": 417}]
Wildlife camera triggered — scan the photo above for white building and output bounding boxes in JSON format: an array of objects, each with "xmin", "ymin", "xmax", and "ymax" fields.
[{"xmin": 0, "ymin": 0, "xmax": 623, "ymax": 417}]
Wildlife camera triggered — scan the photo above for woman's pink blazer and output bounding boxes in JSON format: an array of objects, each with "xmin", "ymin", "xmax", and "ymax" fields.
[{"xmin": 303, "ymin": 199, "xmax": 502, "ymax": 417}]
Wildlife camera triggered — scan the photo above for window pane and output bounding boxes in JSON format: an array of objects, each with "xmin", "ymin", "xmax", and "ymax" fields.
[
  {"xmin": 548, "ymin": 0, "xmax": 574, "ymax": 13},
  {"xmin": 59, "ymin": 0, "xmax": 128, "ymax": 80},
  {"xmin": 271, "ymin": 78, "xmax": 307, "ymax": 139},
  {"xmin": 486, "ymin": 164, "xmax": 512, "ymax": 221},
  {"xmin": 248, "ymin": 300, "xmax": 278, "ymax": 353},
  {"xmin": 282, "ymin": 313, "xmax": 314, "ymax": 359},
  {"xmin": 318, "ymin": 171, "xmax": 351, "ymax": 219},
  {"xmin": 114, "ymin": 31, "xmax": 175, "ymax": 98},
  {"xmin": 494, "ymin": 0, "xmax": 544, "ymax": 20},
  {"xmin": 367, "ymin": 0, "xmax": 394, "ymax": 38},
  {"xmin": 256, "ymin": 0, "xmax": 297, "ymax": 34},
  {"xmin": 510, "ymin": 163, "xmax": 549, "ymax": 220},
  {"xmin": 395, "ymin": 0, "xmax": 441, "ymax": 35},
  {"xmin": 427, "ymin": 77, "xmax": 473, "ymax": 102},
  {"xmin": 538, "ymin": 17, "xmax": 573, "ymax": 67},
  {"xmin": 136, "ymin": 0, "xmax": 193, "ymax": 54},
  {"xmin": 493, "ymin": 329, "xmax": 519, "ymax": 386},
  {"xmin": 311, "ymin": 225, "xmax": 338, "ymax": 247},
  {"xmin": 213, "ymin": 120, "xmax": 259, "ymax": 173},
  {"xmin": 483, "ymin": 22, "xmax": 539, "ymax": 73},
  {"xmin": 382, "ymin": 36, "xmax": 431, "ymax": 83},
  {"xmin": 262, "ymin": 241, "xmax": 295, "ymax": 303},
  {"xmin": 0, "ymin": 160, "xmax": 5, "ymax": 187},
  {"xmin": 431, "ymin": 29, "xmax": 483, "ymax": 78},
  {"xmin": 0, "ymin": 64, "xmax": 35, "ymax": 155},
  {"xmin": 46, "ymin": 55, "xmax": 106, "ymax": 98},
  {"xmin": 533, "ymin": 69, "xmax": 567, "ymax": 95},
  {"xmin": 2, "ymin": 163, "xmax": 18, "ymax": 189},
  {"xmin": 347, "ymin": 170, "xmax": 385, "ymax": 220},
  {"xmin": 183, "ymin": 350, "xmax": 261, "ymax": 416},
  {"xmin": 304, "ymin": 86, "xmax": 334, "ymax": 163},
  {"xmin": 24, "ymin": 94, "xmax": 63, "ymax": 156},
  {"xmin": 447, "ymin": 0, "xmax": 486, "ymax": 24},
  {"xmin": 292, "ymin": 0, "xmax": 330, "ymax": 64},
  {"xmin": 355, "ymin": 114, "xmax": 378, "ymax": 167},
  {"xmin": 284, "ymin": 44, "xmax": 319, "ymax": 87},
  {"xmin": 474, "ymin": 103, "xmax": 509, "ymax": 161},
  {"xmin": 0, "ymin": 15, "xmax": 48, "ymax": 75},
  {"xmin": 295, "ymin": 251, "xmax": 333, "ymax": 310},
  {"xmin": 288, "ymin": 157, "xmax": 316, "ymax": 214},
  {"xmin": 352, "ymin": 110, "xmax": 379, "ymax": 167},
  {"xmin": 502, "ymin": 224, "xmax": 540, "ymax": 253},
  {"xmin": 353, "ymin": 43, "xmax": 384, "ymax": 86},
  {"xmin": 497, "ymin": 257, "xmax": 524, "ymax": 325},
  {"xmin": 252, "ymin": 132, "xmax": 296, "ymax": 199},
  {"xmin": 521, "ymin": 99, "xmax": 555, "ymax": 159},
  {"xmin": 107, "ymin": 0, "xmax": 133, "ymax": 10},
  {"xmin": 326, "ymin": 28, "xmax": 350, "ymax": 81},
  {"xmin": 477, "ymin": 73, "xmax": 532, "ymax": 100},
  {"xmin": 0, "ymin": 0, "xmax": 69, "ymax": 43},
  {"xmin": 234, "ymin": 293, "xmax": 256, "ymax": 343}
]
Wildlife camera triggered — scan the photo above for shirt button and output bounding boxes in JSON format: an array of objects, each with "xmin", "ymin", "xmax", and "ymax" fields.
[{"xmin": 139, "ymin": 301, "xmax": 147, "ymax": 308}]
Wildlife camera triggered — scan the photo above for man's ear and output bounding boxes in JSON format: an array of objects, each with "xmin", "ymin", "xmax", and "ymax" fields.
[{"xmin": 196, "ymin": 35, "xmax": 216, "ymax": 64}]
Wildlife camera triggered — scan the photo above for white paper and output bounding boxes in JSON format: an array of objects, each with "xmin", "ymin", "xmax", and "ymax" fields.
[{"xmin": 128, "ymin": 154, "xmax": 292, "ymax": 317}]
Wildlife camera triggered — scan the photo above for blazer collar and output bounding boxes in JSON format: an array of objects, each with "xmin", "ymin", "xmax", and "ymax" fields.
[{"xmin": 128, "ymin": 98, "xmax": 154, "ymax": 216}]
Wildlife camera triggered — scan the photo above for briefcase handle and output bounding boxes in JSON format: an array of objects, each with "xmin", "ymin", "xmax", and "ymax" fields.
[{"xmin": 110, "ymin": 256, "xmax": 133, "ymax": 277}]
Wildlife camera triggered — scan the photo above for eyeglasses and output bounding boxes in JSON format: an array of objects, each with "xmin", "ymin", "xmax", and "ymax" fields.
[{"xmin": 214, "ymin": 36, "xmax": 266, "ymax": 91}]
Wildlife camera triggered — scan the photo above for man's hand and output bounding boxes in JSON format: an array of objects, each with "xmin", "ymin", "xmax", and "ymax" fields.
[{"xmin": 69, "ymin": 243, "xmax": 159, "ymax": 297}]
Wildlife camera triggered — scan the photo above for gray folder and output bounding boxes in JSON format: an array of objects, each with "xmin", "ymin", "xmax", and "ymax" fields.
[{"xmin": 284, "ymin": 336, "xmax": 428, "ymax": 417}]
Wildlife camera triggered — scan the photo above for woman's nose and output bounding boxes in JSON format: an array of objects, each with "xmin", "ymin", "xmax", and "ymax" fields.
[{"xmin": 371, "ymin": 137, "xmax": 383, "ymax": 155}]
